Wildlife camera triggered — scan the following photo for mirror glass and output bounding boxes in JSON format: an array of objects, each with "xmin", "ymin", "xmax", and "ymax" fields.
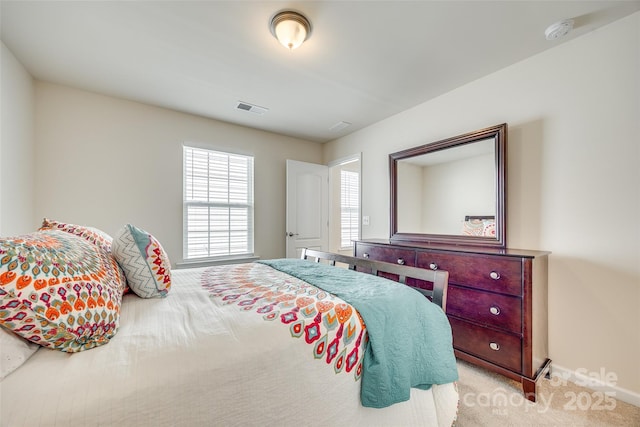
[{"xmin": 390, "ymin": 124, "xmax": 506, "ymax": 248}]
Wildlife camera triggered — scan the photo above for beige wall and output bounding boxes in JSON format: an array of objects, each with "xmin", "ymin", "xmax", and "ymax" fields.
[
  {"xmin": 396, "ymin": 162, "xmax": 423, "ymax": 231},
  {"xmin": 33, "ymin": 82, "xmax": 322, "ymax": 263},
  {"xmin": 324, "ymin": 12, "xmax": 640, "ymax": 397},
  {"xmin": 0, "ymin": 42, "xmax": 35, "ymax": 235},
  {"xmin": 416, "ymin": 153, "xmax": 494, "ymax": 234}
]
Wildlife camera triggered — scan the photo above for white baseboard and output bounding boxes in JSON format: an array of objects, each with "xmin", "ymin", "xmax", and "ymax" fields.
[{"xmin": 550, "ymin": 364, "xmax": 640, "ymax": 408}]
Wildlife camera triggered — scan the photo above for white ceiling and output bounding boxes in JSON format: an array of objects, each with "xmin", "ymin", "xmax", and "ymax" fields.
[{"xmin": 2, "ymin": 1, "xmax": 638, "ymax": 143}]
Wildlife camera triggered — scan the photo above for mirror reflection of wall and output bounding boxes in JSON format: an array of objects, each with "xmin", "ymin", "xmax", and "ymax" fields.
[
  {"xmin": 397, "ymin": 138, "xmax": 495, "ymax": 235},
  {"xmin": 397, "ymin": 162, "xmax": 424, "ymax": 231},
  {"xmin": 329, "ymin": 155, "xmax": 361, "ymax": 255}
]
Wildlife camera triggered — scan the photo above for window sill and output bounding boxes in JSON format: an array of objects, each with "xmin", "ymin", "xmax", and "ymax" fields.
[{"xmin": 176, "ymin": 255, "xmax": 260, "ymax": 269}]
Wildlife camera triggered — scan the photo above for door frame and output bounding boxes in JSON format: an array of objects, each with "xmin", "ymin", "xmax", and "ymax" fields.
[
  {"xmin": 328, "ymin": 153, "xmax": 362, "ymax": 255},
  {"xmin": 285, "ymin": 159, "xmax": 329, "ymax": 258}
]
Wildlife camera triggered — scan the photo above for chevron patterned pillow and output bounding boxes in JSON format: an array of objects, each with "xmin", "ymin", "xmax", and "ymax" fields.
[{"xmin": 112, "ymin": 224, "xmax": 171, "ymax": 298}]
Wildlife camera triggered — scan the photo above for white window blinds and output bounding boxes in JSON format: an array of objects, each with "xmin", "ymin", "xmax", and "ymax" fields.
[
  {"xmin": 340, "ymin": 170, "xmax": 359, "ymax": 248},
  {"xmin": 183, "ymin": 146, "xmax": 254, "ymax": 260}
]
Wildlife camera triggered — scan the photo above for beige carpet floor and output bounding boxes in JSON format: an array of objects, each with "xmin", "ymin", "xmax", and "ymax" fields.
[{"xmin": 455, "ymin": 360, "xmax": 640, "ymax": 426}]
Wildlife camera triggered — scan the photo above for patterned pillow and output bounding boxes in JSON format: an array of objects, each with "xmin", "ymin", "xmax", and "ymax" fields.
[
  {"xmin": 0, "ymin": 229, "xmax": 126, "ymax": 352},
  {"xmin": 461, "ymin": 219, "xmax": 484, "ymax": 236},
  {"xmin": 40, "ymin": 218, "xmax": 129, "ymax": 293},
  {"xmin": 482, "ymin": 220, "xmax": 496, "ymax": 237},
  {"xmin": 40, "ymin": 218, "xmax": 113, "ymax": 253},
  {"xmin": 462, "ymin": 218, "xmax": 496, "ymax": 237},
  {"xmin": 112, "ymin": 224, "xmax": 171, "ymax": 298}
]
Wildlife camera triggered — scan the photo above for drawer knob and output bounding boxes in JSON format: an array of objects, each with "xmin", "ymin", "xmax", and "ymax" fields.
[
  {"xmin": 489, "ymin": 342, "xmax": 501, "ymax": 351},
  {"xmin": 429, "ymin": 263, "xmax": 438, "ymax": 271},
  {"xmin": 363, "ymin": 253, "xmax": 370, "ymax": 259},
  {"xmin": 489, "ymin": 271, "xmax": 501, "ymax": 280},
  {"xmin": 397, "ymin": 258, "xmax": 405, "ymax": 265},
  {"xmin": 489, "ymin": 306, "xmax": 501, "ymax": 315}
]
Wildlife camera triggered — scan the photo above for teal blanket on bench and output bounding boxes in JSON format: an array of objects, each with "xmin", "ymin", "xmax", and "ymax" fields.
[{"xmin": 258, "ymin": 259, "xmax": 458, "ymax": 408}]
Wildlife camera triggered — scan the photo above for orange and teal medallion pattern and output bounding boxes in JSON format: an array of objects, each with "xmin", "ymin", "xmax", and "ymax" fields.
[
  {"xmin": 0, "ymin": 229, "xmax": 125, "ymax": 352},
  {"xmin": 202, "ymin": 263, "xmax": 366, "ymax": 380}
]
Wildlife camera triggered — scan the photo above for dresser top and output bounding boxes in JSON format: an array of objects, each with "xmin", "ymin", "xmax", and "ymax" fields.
[{"xmin": 356, "ymin": 239, "xmax": 551, "ymax": 258}]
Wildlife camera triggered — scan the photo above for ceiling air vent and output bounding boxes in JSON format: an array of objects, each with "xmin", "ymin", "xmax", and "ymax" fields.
[
  {"xmin": 236, "ymin": 101, "xmax": 268, "ymax": 115},
  {"xmin": 330, "ymin": 121, "xmax": 351, "ymax": 132}
]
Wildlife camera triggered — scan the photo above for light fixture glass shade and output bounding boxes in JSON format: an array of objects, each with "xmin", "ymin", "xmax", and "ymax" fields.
[
  {"xmin": 270, "ymin": 11, "xmax": 311, "ymax": 50},
  {"xmin": 275, "ymin": 20, "xmax": 307, "ymax": 50}
]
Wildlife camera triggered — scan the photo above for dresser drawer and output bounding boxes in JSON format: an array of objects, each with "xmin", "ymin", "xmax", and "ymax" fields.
[
  {"xmin": 354, "ymin": 243, "xmax": 416, "ymax": 281},
  {"xmin": 450, "ymin": 317, "xmax": 522, "ymax": 372},
  {"xmin": 447, "ymin": 285, "xmax": 522, "ymax": 333},
  {"xmin": 416, "ymin": 251, "xmax": 522, "ymax": 296},
  {"xmin": 354, "ymin": 243, "xmax": 416, "ymax": 267}
]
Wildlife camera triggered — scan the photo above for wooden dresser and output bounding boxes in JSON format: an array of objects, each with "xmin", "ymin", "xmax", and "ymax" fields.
[{"xmin": 354, "ymin": 239, "xmax": 551, "ymax": 401}]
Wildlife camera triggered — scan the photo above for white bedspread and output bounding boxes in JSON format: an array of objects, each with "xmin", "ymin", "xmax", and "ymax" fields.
[{"xmin": 0, "ymin": 266, "xmax": 458, "ymax": 427}]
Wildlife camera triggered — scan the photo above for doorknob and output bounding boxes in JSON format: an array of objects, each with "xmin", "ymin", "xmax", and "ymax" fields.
[{"xmin": 286, "ymin": 232, "xmax": 299, "ymax": 237}]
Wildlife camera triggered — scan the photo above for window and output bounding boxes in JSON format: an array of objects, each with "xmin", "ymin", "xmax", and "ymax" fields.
[
  {"xmin": 183, "ymin": 146, "xmax": 254, "ymax": 260},
  {"xmin": 340, "ymin": 170, "xmax": 359, "ymax": 248}
]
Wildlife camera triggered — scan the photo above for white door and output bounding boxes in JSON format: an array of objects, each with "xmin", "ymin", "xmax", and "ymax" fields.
[{"xmin": 286, "ymin": 160, "xmax": 328, "ymax": 258}]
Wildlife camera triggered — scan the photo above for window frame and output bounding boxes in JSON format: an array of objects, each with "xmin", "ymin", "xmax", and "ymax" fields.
[
  {"xmin": 182, "ymin": 145, "xmax": 255, "ymax": 262},
  {"xmin": 339, "ymin": 169, "xmax": 360, "ymax": 250}
]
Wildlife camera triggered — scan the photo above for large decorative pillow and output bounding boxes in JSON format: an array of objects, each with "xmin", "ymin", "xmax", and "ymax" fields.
[
  {"xmin": 40, "ymin": 218, "xmax": 129, "ymax": 292},
  {"xmin": 40, "ymin": 218, "xmax": 113, "ymax": 253},
  {"xmin": 0, "ymin": 229, "xmax": 126, "ymax": 352},
  {"xmin": 112, "ymin": 224, "xmax": 171, "ymax": 298},
  {"xmin": 0, "ymin": 326, "xmax": 39, "ymax": 380},
  {"xmin": 461, "ymin": 219, "xmax": 484, "ymax": 236}
]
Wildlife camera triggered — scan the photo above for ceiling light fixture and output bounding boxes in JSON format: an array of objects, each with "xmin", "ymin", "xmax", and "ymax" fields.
[
  {"xmin": 545, "ymin": 19, "xmax": 574, "ymax": 41},
  {"xmin": 269, "ymin": 10, "xmax": 311, "ymax": 50}
]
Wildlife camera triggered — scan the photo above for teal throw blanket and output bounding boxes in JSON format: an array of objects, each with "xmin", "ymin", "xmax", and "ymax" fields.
[{"xmin": 258, "ymin": 259, "xmax": 458, "ymax": 408}]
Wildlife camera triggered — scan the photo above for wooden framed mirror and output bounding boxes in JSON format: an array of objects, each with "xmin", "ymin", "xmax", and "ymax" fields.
[{"xmin": 389, "ymin": 123, "xmax": 507, "ymax": 248}]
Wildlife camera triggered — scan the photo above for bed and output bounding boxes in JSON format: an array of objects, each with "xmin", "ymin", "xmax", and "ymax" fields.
[{"xmin": 0, "ymin": 222, "xmax": 459, "ymax": 427}]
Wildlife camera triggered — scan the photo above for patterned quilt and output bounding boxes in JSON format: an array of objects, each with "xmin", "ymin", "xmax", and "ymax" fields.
[{"xmin": 201, "ymin": 262, "xmax": 366, "ymax": 381}]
